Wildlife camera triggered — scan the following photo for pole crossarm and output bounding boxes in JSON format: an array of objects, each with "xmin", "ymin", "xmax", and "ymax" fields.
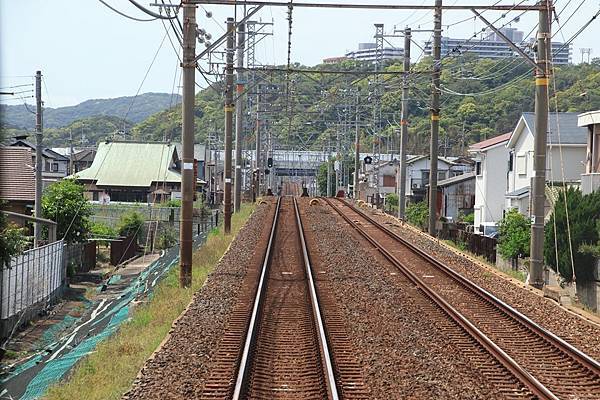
[
  {"xmin": 194, "ymin": 6, "xmax": 263, "ymax": 62},
  {"xmin": 471, "ymin": 9, "xmax": 539, "ymax": 71},
  {"xmin": 189, "ymin": 0, "xmax": 551, "ymax": 11}
]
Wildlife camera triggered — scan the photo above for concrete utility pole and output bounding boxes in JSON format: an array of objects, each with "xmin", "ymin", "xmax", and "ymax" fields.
[
  {"xmin": 428, "ymin": 0, "xmax": 442, "ymax": 237},
  {"xmin": 234, "ymin": 22, "xmax": 245, "ymax": 212},
  {"xmin": 224, "ymin": 17, "xmax": 235, "ymax": 234},
  {"xmin": 69, "ymin": 129, "xmax": 74, "ymax": 174},
  {"xmin": 398, "ymin": 27, "xmax": 411, "ymax": 220},
  {"xmin": 179, "ymin": 2, "xmax": 197, "ymax": 288},
  {"xmin": 353, "ymin": 89, "xmax": 360, "ymax": 199},
  {"xmin": 34, "ymin": 70, "xmax": 43, "ymax": 248},
  {"xmin": 529, "ymin": 0, "xmax": 552, "ymax": 289},
  {"xmin": 255, "ymin": 96, "xmax": 262, "ymax": 196}
]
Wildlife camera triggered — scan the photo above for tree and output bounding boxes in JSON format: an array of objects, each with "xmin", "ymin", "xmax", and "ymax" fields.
[
  {"xmin": 497, "ymin": 208, "xmax": 530, "ymax": 261},
  {"xmin": 545, "ymin": 188, "xmax": 600, "ymax": 282},
  {"xmin": 41, "ymin": 179, "xmax": 92, "ymax": 243},
  {"xmin": 118, "ymin": 211, "xmax": 144, "ymax": 240}
]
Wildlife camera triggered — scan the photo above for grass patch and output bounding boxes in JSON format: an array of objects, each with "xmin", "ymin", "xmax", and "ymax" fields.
[{"xmin": 43, "ymin": 204, "xmax": 256, "ymax": 400}]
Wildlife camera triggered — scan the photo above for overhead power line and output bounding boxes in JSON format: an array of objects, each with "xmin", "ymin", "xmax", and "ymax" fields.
[{"xmin": 98, "ymin": 0, "xmax": 157, "ymax": 21}]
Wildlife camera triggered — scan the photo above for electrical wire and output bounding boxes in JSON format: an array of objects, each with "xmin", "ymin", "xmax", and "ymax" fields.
[
  {"xmin": 98, "ymin": 0, "xmax": 157, "ymax": 22},
  {"xmin": 128, "ymin": 0, "xmax": 179, "ymax": 20}
]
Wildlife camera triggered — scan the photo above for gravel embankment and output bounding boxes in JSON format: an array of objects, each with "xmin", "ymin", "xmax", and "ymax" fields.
[
  {"xmin": 301, "ymin": 199, "xmax": 504, "ymax": 399},
  {"xmin": 124, "ymin": 201, "xmax": 274, "ymax": 400},
  {"xmin": 364, "ymin": 206, "xmax": 600, "ymax": 361}
]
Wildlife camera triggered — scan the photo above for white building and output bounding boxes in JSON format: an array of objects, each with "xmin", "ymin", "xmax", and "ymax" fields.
[
  {"xmin": 345, "ymin": 43, "xmax": 404, "ymax": 62},
  {"xmin": 468, "ymin": 132, "xmax": 512, "ymax": 235},
  {"xmin": 424, "ymin": 27, "xmax": 572, "ymax": 65},
  {"xmin": 505, "ymin": 112, "xmax": 587, "ymax": 216},
  {"xmin": 577, "ymin": 110, "xmax": 600, "ymax": 194}
]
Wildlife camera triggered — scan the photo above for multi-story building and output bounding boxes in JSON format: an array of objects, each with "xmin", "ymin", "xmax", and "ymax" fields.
[
  {"xmin": 345, "ymin": 43, "xmax": 404, "ymax": 62},
  {"xmin": 424, "ymin": 27, "xmax": 572, "ymax": 65}
]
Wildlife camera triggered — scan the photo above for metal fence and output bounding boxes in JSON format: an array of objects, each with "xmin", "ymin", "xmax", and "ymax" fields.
[{"xmin": 1, "ymin": 240, "xmax": 65, "ymax": 338}]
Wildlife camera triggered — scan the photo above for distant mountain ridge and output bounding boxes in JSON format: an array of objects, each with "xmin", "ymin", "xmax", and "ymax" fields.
[{"xmin": 0, "ymin": 92, "xmax": 182, "ymax": 129}]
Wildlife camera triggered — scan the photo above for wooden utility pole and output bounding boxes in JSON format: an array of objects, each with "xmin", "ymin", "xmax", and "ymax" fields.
[
  {"xmin": 398, "ymin": 27, "xmax": 411, "ymax": 220},
  {"xmin": 234, "ymin": 22, "xmax": 245, "ymax": 212},
  {"xmin": 428, "ymin": 0, "xmax": 442, "ymax": 237},
  {"xmin": 224, "ymin": 17, "xmax": 235, "ymax": 234},
  {"xmin": 529, "ymin": 0, "xmax": 551, "ymax": 289},
  {"xmin": 179, "ymin": 1, "xmax": 197, "ymax": 288},
  {"xmin": 34, "ymin": 70, "xmax": 43, "ymax": 248}
]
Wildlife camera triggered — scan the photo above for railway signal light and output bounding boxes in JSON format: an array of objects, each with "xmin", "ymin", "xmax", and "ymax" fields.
[
  {"xmin": 364, "ymin": 156, "xmax": 373, "ymax": 165},
  {"xmin": 267, "ymin": 157, "xmax": 273, "ymax": 168},
  {"xmin": 265, "ymin": 168, "xmax": 270, "ymax": 175}
]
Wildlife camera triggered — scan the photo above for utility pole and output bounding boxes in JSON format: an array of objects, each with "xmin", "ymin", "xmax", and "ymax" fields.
[
  {"xmin": 179, "ymin": 1, "xmax": 197, "ymax": 288},
  {"xmin": 34, "ymin": 70, "xmax": 43, "ymax": 248},
  {"xmin": 428, "ymin": 0, "xmax": 442, "ymax": 237},
  {"xmin": 234, "ymin": 22, "xmax": 245, "ymax": 212},
  {"xmin": 69, "ymin": 129, "xmax": 74, "ymax": 174},
  {"xmin": 353, "ymin": 89, "xmax": 360, "ymax": 200},
  {"xmin": 224, "ymin": 17, "xmax": 235, "ymax": 234},
  {"xmin": 529, "ymin": 0, "xmax": 551, "ymax": 289},
  {"xmin": 399, "ymin": 27, "xmax": 411, "ymax": 220}
]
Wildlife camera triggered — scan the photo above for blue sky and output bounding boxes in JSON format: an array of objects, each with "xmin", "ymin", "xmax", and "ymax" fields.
[{"xmin": 2, "ymin": 0, "xmax": 599, "ymax": 107}]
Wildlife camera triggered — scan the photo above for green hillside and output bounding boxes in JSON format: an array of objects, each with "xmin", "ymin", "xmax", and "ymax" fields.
[
  {"xmin": 0, "ymin": 92, "xmax": 181, "ymax": 130},
  {"xmin": 132, "ymin": 57, "xmax": 600, "ymax": 155},
  {"xmin": 1, "ymin": 115, "xmax": 134, "ymax": 147}
]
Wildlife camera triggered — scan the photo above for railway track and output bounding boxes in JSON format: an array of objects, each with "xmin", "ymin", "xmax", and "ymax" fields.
[
  {"xmin": 325, "ymin": 197, "xmax": 600, "ymax": 400},
  {"xmin": 201, "ymin": 197, "xmax": 368, "ymax": 399}
]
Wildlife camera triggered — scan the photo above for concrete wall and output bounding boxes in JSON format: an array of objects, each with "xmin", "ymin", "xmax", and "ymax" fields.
[{"xmin": 576, "ymin": 258, "xmax": 600, "ymax": 312}]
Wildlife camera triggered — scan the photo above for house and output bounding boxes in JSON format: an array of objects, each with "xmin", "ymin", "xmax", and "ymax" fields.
[
  {"xmin": 505, "ymin": 112, "xmax": 587, "ymax": 216},
  {"xmin": 360, "ymin": 155, "xmax": 461, "ymax": 205},
  {"xmin": 174, "ymin": 143, "xmax": 206, "ymax": 180},
  {"xmin": 9, "ymin": 137, "xmax": 69, "ymax": 187},
  {"xmin": 72, "ymin": 141, "xmax": 187, "ymax": 203},
  {"xmin": 52, "ymin": 147, "xmax": 98, "ymax": 174},
  {"xmin": 469, "ymin": 133, "xmax": 511, "ymax": 235},
  {"xmin": 0, "ymin": 146, "xmax": 36, "ymax": 216},
  {"xmin": 437, "ymin": 171, "xmax": 476, "ymax": 221},
  {"xmin": 577, "ymin": 110, "xmax": 600, "ymax": 194}
]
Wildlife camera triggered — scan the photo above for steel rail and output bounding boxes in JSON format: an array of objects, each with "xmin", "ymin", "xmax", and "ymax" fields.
[
  {"xmin": 293, "ymin": 197, "xmax": 340, "ymax": 400},
  {"xmin": 323, "ymin": 197, "xmax": 559, "ymax": 400},
  {"xmin": 338, "ymin": 198, "xmax": 600, "ymax": 377},
  {"xmin": 232, "ymin": 197, "xmax": 339, "ymax": 399},
  {"xmin": 232, "ymin": 197, "xmax": 281, "ymax": 400}
]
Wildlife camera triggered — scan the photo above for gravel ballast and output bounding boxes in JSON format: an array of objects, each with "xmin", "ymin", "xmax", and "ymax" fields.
[
  {"xmin": 301, "ymin": 199, "xmax": 505, "ymax": 399},
  {"xmin": 364, "ymin": 206, "xmax": 600, "ymax": 361},
  {"xmin": 124, "ymin": 202, "xmax": 274, "ymax": 400}
]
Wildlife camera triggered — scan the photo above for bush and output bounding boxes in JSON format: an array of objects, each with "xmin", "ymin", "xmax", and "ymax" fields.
[
  {"xmin": 545, "ymin": 187, "xmax": 600, "ymax": 282},
  {"xmin": 497, "ymin": 208, "xmax": 530, "ymax": 260},
  {"xmin": 406, "ymin": 201, "xmax": 429, "ymax": 229},
  {"xmin": 385, "ymin": 193, "xmax": 398, "ymax": 212},
  {"xmin": 90, "ymin": 222, "xmax": 117, "ymax": 246},
  {"xmin": 459, "ymin": 211, "xmax": 474, "ymax": 224},
  {"xmin": 118, "ymin": 211, "xmax": 144, "ymax": 240},
  {"xmin": 0, "ymin": 212, "xmax": 29, "ymax": 268},
  {"xmin": 163, "ymin": 199, "xmax": 181, "ymax": 208},
  {"xmin": 42, "ymin": 178, "xmax": 92, "ymax": 243},
  {"xmin": 156, "ymin": 228, "xmax": 178, "ymax": 250}
]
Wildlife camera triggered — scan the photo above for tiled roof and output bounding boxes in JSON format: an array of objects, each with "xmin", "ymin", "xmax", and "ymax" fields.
[
  {"xmin": 469, "ymin": 132, "xmax": 511, "ymax": 150},
  {"xmin": 438, "ymin": 171, "xmax": 476, "ymax": 187},
  {"xmin": 0, "ymin": 147, "xmax": 36, "ymax": 202},
  {"xmin": 72, "ymin": 141, "xmax": 181, "ymax": 187},
  {"xmin": 522, "ymin": 112, "xmax": 587, "ymax": 144}
]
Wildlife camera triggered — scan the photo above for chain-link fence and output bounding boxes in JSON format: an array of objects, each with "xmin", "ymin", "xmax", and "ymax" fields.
[{"xmin": 1, "ymin": 240, "xmax": 65, "ymax": 339}]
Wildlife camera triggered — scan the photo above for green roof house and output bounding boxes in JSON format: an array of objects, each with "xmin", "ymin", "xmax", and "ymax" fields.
[{"xmin": 72, "ymin": 141, "xmax": 183, "ymax": 203}]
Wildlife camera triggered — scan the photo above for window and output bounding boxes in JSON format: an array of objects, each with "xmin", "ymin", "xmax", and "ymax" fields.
[
  {"xmin": 92, "ymin": 191, "xmax": 99, "ymax": 201},
  {"xmin": 438, "ymin": 171, "xmax": 446, "ymax": 181},
  {"xmin": 516, "ymin": 153, "xmax": 527, "ymax": 175},
  {"xmin": 475, "ymin": 161, "xmax": 482, "ymax": 176},
  {"xmin": 508, "ymin": 153, "xmax": 514, "ymax": 172},
  {"xmin": 52, "ymin": 163, "xmax": 59, "ymax": 172}
]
